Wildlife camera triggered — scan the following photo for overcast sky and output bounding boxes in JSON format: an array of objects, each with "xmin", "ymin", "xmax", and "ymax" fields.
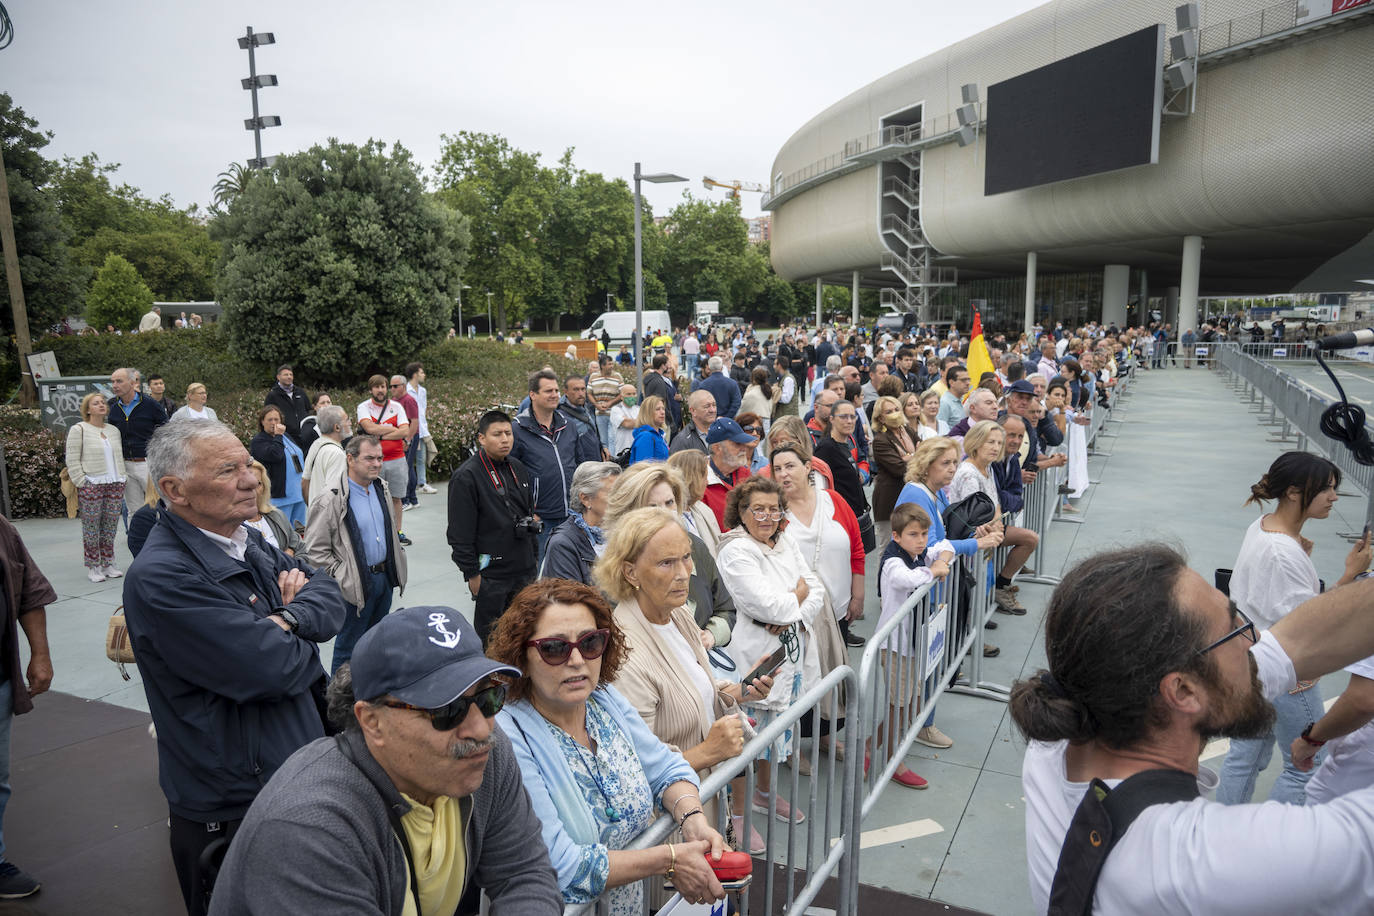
[{"xmin": 6, "ymin": 0, "xmax": 1043, "ymax": 220}]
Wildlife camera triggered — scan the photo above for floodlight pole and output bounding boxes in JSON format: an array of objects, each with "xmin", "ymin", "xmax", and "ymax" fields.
[
  {"xmin": 244, "ymin": 27, "xmax": 264, "ymax": 166},
  {"xmin": 633, "ymin": 163, "xmax": 645, "ymax": 395}
]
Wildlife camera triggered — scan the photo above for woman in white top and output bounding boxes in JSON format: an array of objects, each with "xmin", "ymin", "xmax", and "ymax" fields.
[
  {"xmin": 739, "ymin": 368, "xmax": 781, "ymax": 435},
  {"xmin": 171, "ymin": 382, "xmax": 218, "ymax": 421},
  {"xmin": 948, "ymin": 420, "xmax": 1005, "ymax": 513},
  {"xmin": 770, "ymin": 445, "xmax": 858, "ymax": 769},
  {"xmin": 716, "ymin": 476, "xmax": 823, "ymax": 828},
  {"xmin": 908, "ymin": 390, "xmax": 941, "ymax": 441},
  {"xmin": 65, "ymin": 393, "xmax": 127, "ymax": 582},
  {"xmin": 1217, "ymin": 451, "xmax": 1371, "ymax": 805}
]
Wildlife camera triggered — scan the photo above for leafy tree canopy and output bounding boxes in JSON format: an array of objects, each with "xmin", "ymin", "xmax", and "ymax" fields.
[{"xmin": 212, "ymin": 138, "xmax": 471, "ymax": 383}]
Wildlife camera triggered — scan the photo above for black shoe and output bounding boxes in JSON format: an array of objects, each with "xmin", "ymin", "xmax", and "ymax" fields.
[
  {"xmin": 982, "ymin": 644, "xmax": 1001, "ymax": 658},
  {"xmin": 398, "ymin": 533, "xmax": 413, "ymax": 546},
  {"xmin": 984, "ymin": 619, "xmax": 998, "ymax": 630},
  {"xmin": 844, "ymin": 631, "xmax": 866, "ymax": 648},
  {"xmin": 0, "ymin": 863, "xmax": 40, "ymax": 899}
]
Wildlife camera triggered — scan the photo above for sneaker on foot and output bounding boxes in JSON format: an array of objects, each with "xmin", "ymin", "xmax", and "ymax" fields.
[
  {"xmin": 752, "ymin": 790, "xmax": 805, "ymax": 824},
  {"xmin": 87, "ymin": 569, "xmax": 106, "ymax": 583},
  {"xmin": 398, "ymin": 533, "xmax": 413, "ymax": 546},
  {"xmin": 730, "ymin": 816, "xmax": 766, "ymax": 855},
  {"xmin": 0, "ymin": 862, "xmax": 40, "ymax": 899},
  {"xmin": 915, "ymin": 726, "xmax": 953, "ymax": 749},
  {"xmin": 983, "ymin": 644, "xmax": 1001, "ymax": 658},
  {"xmin": 994, "ymin": 587, "xmax": 1027, "ymax": 615},
  {"xmin": 890, "ymin": 768, "xmax": 928, "ymax": 789},
  {"xmin": 402, "ymin": 502, "xmax": 417, "ymax": 512},
  {"xmin": 103, "ymin": 565, "xmax": 123, "ymax": 578},
  {"xmin": 843, "ymin": 631, "xmax": 866, "ymax": 648},
  {"xmin": 420, "ymin": 484, "xmax": 439, "ymax": 495}
]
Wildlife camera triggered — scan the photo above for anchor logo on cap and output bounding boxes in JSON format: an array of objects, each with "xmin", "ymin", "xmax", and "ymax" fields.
[{"xmin": 427, "ymin": 612, "xmax": 461, "ymax": 649}]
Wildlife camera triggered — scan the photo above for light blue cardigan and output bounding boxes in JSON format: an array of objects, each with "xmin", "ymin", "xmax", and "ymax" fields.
[{"xmin": 497, "ymin": 684, "xmax": 698, "ymax": 900}]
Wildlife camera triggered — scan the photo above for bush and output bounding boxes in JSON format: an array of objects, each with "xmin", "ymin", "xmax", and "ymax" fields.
[
  {"xmin": 86, "ymin": 253, "xmax": 153, "ymax": 332},
  {"xmin": 0, "ymin": 409, "xmax": 65, "ymax": 519},
  {"xmin": 37, "ymin": 324, "xmax": 274, "ymax": 397}
]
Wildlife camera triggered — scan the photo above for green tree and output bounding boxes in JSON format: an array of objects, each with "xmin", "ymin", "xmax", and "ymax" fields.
[
  {"xmin": 212, "ymin": 138, "xmax": 470, "ymax": 382},
  {"xmin": 52, "ymin": 154, "xmax": 217, "ymax": 301},
  {"xmin": 212, "ymin": 162, "xmax": 253, "ymax": 210},
  {"xmin": 658, "ymin": 194, "xmax": 765, "ymax": 323},
  {"xmin": 86, "ymin": 253, "xmax": 153, "ymax": 331},
  {"xmin": 0, "ymin": 94, "xmax": 86, "ymax": 336}
]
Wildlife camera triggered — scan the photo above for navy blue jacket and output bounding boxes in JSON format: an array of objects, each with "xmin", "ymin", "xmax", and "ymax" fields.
[
  {"xmin": 511, "ymin": 406, "xmax": 599, "ymax": 525},
  {"xmin": 541, "ymin": 517, "xmax": 596, "ymax": 585},
  {"xmin": 693, "ymin": 371, "xmax": 741, "ymax": 419},
  {"xmin": 992, "ymin": 454, "xmax": 1025, "ymax": 513},
  {"xmin": 124, "ymin": 508, "xmax": 346, "ymax": 822},
  {"xmin": 108, "ymin": 393, "xmax": 168, "ymax": 460}
]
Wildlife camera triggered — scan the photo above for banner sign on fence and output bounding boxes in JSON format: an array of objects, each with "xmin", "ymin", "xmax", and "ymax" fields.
[
  {"xmin": 657, "ymin": 895, "xmax": 726, "ymax": 916},
  {"xmin": 1273, "ymin": 348, "xmax": 1287, "ymax": 357},
  {"xmin": 926, "ymin": 603, "xmax": 948, "ymax": 671},
  {"xmin": 1195, "ymin": 347, "xmax": 1209, "ymax": 356}
]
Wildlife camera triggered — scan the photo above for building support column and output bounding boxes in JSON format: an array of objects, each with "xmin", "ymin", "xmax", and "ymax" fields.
[
  {"xmin": 815, "ymin": 277, "xmax": 823, "ymax": 327},
  {"xmin": 1178, "ymin": 235, "xmax": 1202, "ymax": 337},
  {"xmin": 1102, "ymin": 264, "xmax": 1129, "ymax": 329},
  {"xmin": 1024, "ymin": 252, "xmax": 1037, "ymax": 336},
  {"xmin": 852, "ymin": 271, "xmax": 860, "ymax": 327}
]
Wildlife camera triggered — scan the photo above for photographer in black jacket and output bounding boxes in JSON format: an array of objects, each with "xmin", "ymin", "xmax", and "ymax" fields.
[{"xmin": 447, "ymin": 410, "xmax": 539, "ymax": 646}]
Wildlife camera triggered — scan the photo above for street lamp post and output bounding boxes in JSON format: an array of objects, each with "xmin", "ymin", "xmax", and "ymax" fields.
[
  {"xmin": 486, "ymin": 291, "xmax": 494, "ymax": 337},
  {"xmin": 457, "ymin": 283, "xmax": 470, "ymax": 336},
  {"xmin": 237, "ymin": 27, "xmax": 281, "ymax": 169},
  {"xmin": 633, "ymin": 162, "xmax": 687, "ymax": 395}
]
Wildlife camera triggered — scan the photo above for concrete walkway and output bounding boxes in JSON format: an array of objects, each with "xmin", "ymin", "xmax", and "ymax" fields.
[{"xmin": 3, "ymin": 361, "xmax": 1362, "ymax": 914}]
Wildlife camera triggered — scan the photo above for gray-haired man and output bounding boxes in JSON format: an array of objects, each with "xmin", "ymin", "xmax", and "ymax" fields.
[{"xmin": 301, "ymin": 405, "xmax": 351, "ymax": 506}]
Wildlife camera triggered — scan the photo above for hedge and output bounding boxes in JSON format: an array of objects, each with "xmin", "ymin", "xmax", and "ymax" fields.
[{"xmin": 4, "ymin": 334, "xmax": 565, "ymax": 517}]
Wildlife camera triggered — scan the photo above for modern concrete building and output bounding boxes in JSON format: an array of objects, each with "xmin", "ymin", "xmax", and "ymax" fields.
[{"xmin": 763, "ymin": 0, "xmax": 1374, "ymax": 334}]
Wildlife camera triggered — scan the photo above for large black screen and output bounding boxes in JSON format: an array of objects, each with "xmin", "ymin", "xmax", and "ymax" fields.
[{"xmin": 984, "ymin": 24, "xmax": 1164, "ymax": 195}]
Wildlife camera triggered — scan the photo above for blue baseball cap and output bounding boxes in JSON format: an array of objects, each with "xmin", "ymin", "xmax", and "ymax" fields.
[
  {"xmin": 350, "ymin": 606, "xmax": 521, "ymax": 707},
  {"xmin": 1006, "ymin": 379, "xmax": 1036, "ymax": 396},
  {"xmin": 706, "ymin": 417, "xmax": 757, "ymax": 445}
]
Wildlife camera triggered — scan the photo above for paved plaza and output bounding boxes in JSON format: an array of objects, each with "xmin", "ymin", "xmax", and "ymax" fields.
[{"xmin": 5, "ymin": 361, "xmax": 1366, "ymax": 915}]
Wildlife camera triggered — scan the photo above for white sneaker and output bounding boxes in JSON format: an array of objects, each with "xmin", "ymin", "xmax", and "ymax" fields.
[
  {"xmin": 87, "ymin": 569, "xmax": 106, "ymax": 583},
  {"xmin": 420, "ymin": 484, "xmax": 438, "ymax": 495},
  {"xmin": 402, "ymin": 502, "xmax": 417, "ymax": 512},
  {"xmin": 103, "ymin": 565, "xmax": 123, "ymax": 579}
]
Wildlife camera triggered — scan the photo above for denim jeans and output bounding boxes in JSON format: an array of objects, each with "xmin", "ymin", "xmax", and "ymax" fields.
[
  {"xmin": 331, "ymin": 570, "xmax": 393, "ymax": 675},
  {"xmin": 595, "ymin": 414, "xmax": 613, "ymax": 451},
  {"xmin": 685, "ymin": 354, "xmax": 699, "ymax": 379},
  {"xmin": 1217, "ymin": 681, "xmax": 1325, "ymax": 805},
  {"xmin": 415, "ymin": 438, "xmax": 428, "ymax": 488},
  {"xmin": 403, "ymin": 435, "xmax": 420, "ymax": 505},
  {"xmin": 0, "ymin": 679, "xmax": 10, "ymax": 862}
]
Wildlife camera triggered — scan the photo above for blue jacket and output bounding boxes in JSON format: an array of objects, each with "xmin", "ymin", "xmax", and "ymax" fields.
[
  {"xmin": 629, "ymin": 425, "xmax": 668, "ymax": 464},
  {"xmin": 512, "ymin": 406, "xmax": 600, "ymax": 524},
  {"xmin": 541, "ymin": 516, "xmax": 596, "ymax": 584},
  {"xmin": 992, "ymin": 454, "xmax": 1024, "ymax": 513},
  {"xmin": 124, "ymin": 508, "xmax": 347, "ymax": 822},
  {"xmin": 693, "ymin": 371, "xmax": 741, "ymax": 419},
  {"xmin": 894, "ymin": 483, "xmax": 978, "ymax": 557}
]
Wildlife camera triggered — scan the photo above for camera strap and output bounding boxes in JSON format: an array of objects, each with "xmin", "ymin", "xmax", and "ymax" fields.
[
  {"xmin": 1046, "ymin": 768, "xmax": 1198, "ymax": 916},
  {"xmin": 480, "ymin": 451, "xmax": 532, "ymax": 517}
]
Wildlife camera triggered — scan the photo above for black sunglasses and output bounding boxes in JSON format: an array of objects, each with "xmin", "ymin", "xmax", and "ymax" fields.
[
  {"xmin": 525, "ymin": 629, "xmax": 611, "ymax": 665},
  {"xmin": 1196, "ymin": 602, "xmax": 1258, "ymax": 657},
  {"xmin": 381, "ymin": 683, "xmax": 507, "ymax": 731}
]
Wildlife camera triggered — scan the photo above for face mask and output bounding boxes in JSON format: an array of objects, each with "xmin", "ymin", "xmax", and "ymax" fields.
[{"xmin": 623, "ymin": 396, "xmax": 638, "ymax": 407}]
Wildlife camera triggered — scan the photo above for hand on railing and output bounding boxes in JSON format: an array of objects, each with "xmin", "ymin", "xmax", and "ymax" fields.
[
  {"xmin": 975, "ymin": 530, "xmax": 1003, "ymax": 551},
  {"xmin": 929, "ymin": 558, "xmax": 951, "ymax": 580},
  {"xmin": 665, "ymin": 837, "xmax": 727, "ymax": 906},
  {"xmin": 699, "ymin": 714, "xmax": 746, "ymax": 766}
]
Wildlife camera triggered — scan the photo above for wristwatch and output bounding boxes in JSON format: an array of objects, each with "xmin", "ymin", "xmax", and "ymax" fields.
[
  {"xmin": 276, "ymin": 607, "xmax": 301, "ymax": 633},
  {"xmin": 1299, "ymin": 721, "xmax": 1326, "ymax": 747}
]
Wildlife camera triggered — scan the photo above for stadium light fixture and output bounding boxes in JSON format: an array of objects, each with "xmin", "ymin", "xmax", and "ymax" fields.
[{"xmin": 238, "ymin": 26, "xmax": 281, "ymax": 170}]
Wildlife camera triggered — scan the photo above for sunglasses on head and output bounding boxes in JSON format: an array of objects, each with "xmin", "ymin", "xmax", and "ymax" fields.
[
  {"xmin": 525, "ymin": 629, "xmax": 611, "ymax": 665},
  {"xmin": 380, "ymin": 682, "xmax": 507, "ymax": 731}
]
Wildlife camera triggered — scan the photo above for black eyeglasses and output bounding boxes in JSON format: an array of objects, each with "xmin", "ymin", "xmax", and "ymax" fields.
[
  {"xmin": 381, "ymin": 683, "xmax": 507, "ymax": 731},
  {"xmin": 1196, "ymin": 603, "xmax": 1258, "ymax": 656},
  {"xmin": 525, "ymin": 629, "xmax": 611, "ymax": 665}
]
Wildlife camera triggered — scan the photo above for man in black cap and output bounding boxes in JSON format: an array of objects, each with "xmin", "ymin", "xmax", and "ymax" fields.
[{"xmin": 209, "ymin": 606, "xmax": 561, "ymax": 915}]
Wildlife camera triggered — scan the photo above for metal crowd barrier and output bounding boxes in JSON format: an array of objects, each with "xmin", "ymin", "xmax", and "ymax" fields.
[
  {"xmin": 563, "ymin": 665, "xmax": 858, "ymax": 916},
  {"xmin": 1217, "ymin": 343, "xmax": 1374, "ymax": 531}
]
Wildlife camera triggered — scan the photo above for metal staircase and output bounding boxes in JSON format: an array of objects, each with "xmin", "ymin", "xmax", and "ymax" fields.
[{"xmin": 878, "ymin": 140, "xmax": 954, "ymax": 321}]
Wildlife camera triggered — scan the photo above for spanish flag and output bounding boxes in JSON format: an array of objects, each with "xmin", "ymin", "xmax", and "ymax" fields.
[{"xmin": 965, "ymin": 309, "xmax": 996, "ymax": 396}]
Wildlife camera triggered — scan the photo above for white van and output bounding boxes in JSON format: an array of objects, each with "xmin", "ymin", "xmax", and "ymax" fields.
[{"xmin": 582, "ymin": 310, "xmax": 672, "ymax": 345}]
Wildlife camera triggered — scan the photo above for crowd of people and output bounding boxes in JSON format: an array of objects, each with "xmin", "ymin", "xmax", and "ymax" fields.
[{"xmin": 26, "ymin": 311, "xmax": 1374, "ymax": 915}]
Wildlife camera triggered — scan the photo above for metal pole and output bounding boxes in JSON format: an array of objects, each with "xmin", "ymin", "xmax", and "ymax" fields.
[
  {"xmin": 1024, "ymin": 251, "xmax": 1037, "ymax": 337},
  {"xmin": 633, "ymin": 162, "xmax": 644, "ymax": 397},
  {"xmin": 456, "ymin": 286, "xmax": 462, "ymax": 335},
  {"xmin": 245, "ymin": 27, "xmax": 263, "ymax": 167},
  {"xmin": 815, "ymin": 277, "xmax": 822, "ymax": 328},
  {"xmin": 0, "ymin": 145, "xmax": 36, "ymax": 407},
  {"xmin": 486, "ymin": 291, "xmax": 492, "ymax": 335},
  {"xmin": 851, "ymin": 270, "xmax": 860, "ymax": 327}
]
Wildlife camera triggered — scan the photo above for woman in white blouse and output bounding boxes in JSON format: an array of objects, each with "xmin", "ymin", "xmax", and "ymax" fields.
[
  {"xmin": 65, "ymin": 393, "xmax": 127, "ymax": 582},
  {"xmin": 948, "ymin": 420, "xmax": 1005, "ymax": 513},
  {"xmin": 171, "ymin": 382, "xmax": 218, "ymax": 421},
  {"xmin": 245, "ymin": 461, "xmax": 302, "ymax": 555}
]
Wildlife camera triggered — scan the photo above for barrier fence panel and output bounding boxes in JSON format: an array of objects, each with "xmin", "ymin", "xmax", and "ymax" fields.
[
  {"xmin": 561, "ymin": 665, "xmax": 858, "ymax": 916},
  {"xmin": 1218, "ymin": 343, "xmax": 1374, "ymax": 532}
]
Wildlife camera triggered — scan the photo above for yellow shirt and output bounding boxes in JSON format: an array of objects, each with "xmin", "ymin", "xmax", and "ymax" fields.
[{"xmin": 398, "ymin": 794, "xmax": 468, "ymax": 916}]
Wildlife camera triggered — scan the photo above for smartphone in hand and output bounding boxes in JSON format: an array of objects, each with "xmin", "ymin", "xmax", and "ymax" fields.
[{"xmin": 741, "ymin": 646, "xmax": 787, "ymax": 689}]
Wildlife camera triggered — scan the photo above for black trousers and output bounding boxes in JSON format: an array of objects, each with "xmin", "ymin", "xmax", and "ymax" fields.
[
  {"xmin": 473, "ymin": 571, "xmax": 535, "ymax": 646},
  {"xmin": 170, "ymin": 812, "xmax": 243, "ymax": 916}
]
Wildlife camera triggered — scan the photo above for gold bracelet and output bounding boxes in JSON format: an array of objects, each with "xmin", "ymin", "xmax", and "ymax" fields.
[{"xmin": 665, "ymin": 843, "xmax": 676, "ymax": 882}]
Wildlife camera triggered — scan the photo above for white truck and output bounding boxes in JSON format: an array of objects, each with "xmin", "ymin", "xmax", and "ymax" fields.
[
  {"xmin": 582, "ymin": 310, "xmax": 672, "ymax": 345},
  {"xmin": 693, "ymin": 300, "xmax": 719, "ymax": 331}
]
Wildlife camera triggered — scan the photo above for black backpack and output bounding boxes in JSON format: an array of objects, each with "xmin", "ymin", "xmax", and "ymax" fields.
[{"xmin": 942, "ymin": 491, "xmax": 997, "ymax": 541}]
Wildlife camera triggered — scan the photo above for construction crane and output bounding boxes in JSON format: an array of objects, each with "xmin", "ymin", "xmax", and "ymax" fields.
[{"xmin": 702, "ymin": 176, "xmax": 767, "ymax": 201}]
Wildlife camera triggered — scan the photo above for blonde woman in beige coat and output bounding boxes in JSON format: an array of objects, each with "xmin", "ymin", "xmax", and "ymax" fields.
[
  {"xmin": 65, "ymin": 393, "xmax": 126, "ymax": 582},
  {"xmin": 595, "ymin": 507, "xmax": 773, "ymax": 854}
]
